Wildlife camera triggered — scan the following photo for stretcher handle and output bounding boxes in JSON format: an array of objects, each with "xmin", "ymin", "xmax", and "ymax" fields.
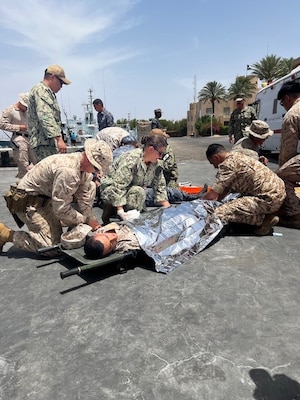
[
  {"xmin": 37, "ymin": 244, "xmax": 60, "ymax": 253},
  {"xmin": 60, "ymin": 267, "xmax": 81, "ymax": 279}
]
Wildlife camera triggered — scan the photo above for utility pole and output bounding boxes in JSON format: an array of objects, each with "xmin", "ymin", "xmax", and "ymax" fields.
[{"xmin": 193, "ymin": 75, "xmax": 197, "ymax": 103}]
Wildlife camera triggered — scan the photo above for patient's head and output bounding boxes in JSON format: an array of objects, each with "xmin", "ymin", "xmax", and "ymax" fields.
[{"xmin": 84, "ymin": 232, "xmax": 118, "ymax": 259}]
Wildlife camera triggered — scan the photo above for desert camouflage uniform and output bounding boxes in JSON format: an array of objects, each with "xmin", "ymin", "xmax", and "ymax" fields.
[
  {"xmin": 12, "ymin": 152, "xmax": 96, "ymax": 254},
  {"xmin": 212, "ymin": 153, "xmax": 286, "ymax": 226},
  {"xmin": 276, "ymin": 98, "xmax": 300, "ymax": 216},
  {"xmin": 100, "ymin": 148, "xmax": 168, "ymax": 211},
  {"xmin": 228, "ymin": 106, "xmax": 257, "ymax": 143},
  {"xmin": 96, "ymin": 127, "xmax": 129, "ymax": 151},
  {"xmin": 278, "ymin": 98, "xmax": 300, "ymax": 167},
  {"xmin": 0, "ymin": 104, "xmax": 36, "ymax": 178},
  {"xmin": 161, "ymin": 144, "xmax": 179, "ymax": 188},
  {"xmin": 28, "ymin": 82, "xmax": 62, "ymax": 162},
  {"xmin": 232, "ymin": 137, "xmax": 260, "ymax": 161},
  {"xmin": 276, "ymin": 155, "xmax": 300, "ymax": 215}
]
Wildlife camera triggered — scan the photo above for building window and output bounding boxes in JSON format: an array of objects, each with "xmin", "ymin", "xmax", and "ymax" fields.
[
  {"xmin": 223, "ymin": 107, "xmax": 230, "ymax": 116},
  {"xmin": 206, "ymin": 108, "xmax": 213, "ymax": 115}
]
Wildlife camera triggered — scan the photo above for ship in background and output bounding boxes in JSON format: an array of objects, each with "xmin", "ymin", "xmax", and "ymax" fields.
[{"xmin": 61, "ymin": 88, "xmax": 98, "ymax": 147}]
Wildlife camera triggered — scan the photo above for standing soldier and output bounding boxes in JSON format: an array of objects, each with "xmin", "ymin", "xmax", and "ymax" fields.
[
  {"xmin": 28, "ymin": 64, "xmax": 71, "ymax": 162},
  {"xmin": 92, "ymin": 99, "xmax": 114, "ymax": 131},
  {"xmin": 228, "ymin": 95, "xmax": 257, "ymax": 144},
  {"xmin": 151, "ymin": 108, "xmax": 163, "ymax": 129},
  {"xmin": 0, "ymin": 93, "xmax": 36, "ymax": 178}
]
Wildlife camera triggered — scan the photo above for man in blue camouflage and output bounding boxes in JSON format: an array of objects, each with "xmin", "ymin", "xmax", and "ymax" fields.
[
  {"xmin": 93, "ymin": 99, "xmax": 114, "ymax": 131},
  {"xmin": 28, "ymin": 64, "xmax": 71, "ymax": 162}
]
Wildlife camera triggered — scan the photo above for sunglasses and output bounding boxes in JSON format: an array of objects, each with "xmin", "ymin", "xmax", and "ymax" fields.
[{"xmin": 153, "ymin": 146, "xmax": 165, "ymax": 158}]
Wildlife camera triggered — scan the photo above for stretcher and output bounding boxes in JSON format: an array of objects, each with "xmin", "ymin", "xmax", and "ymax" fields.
[{"xmin": 38, "ymin": 244, "xmax": 138, "ymax": 279}]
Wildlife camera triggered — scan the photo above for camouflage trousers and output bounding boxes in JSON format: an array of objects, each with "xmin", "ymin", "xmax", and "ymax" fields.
[
  {"xmin": 276, "ymin": 155, "xmax": 300, "ymax": 216},
  {"xmin": 13, "ymin": 199, "xmax": 63, "ymax": 256},
  {"xmin": 33, "ymin": 145, "xmax": 58, "ymax": 163},
  {"xmin": 215, "ymin": 193, "xmax": 285, "ymax": 226},
  {"xmin": 12, "ymin": 137, "xmax": 36, "ymax": 179},
  {"xmin": 102, "ymin": 185, "xmax": 146, "ymax": 211},
  {"xmin": 12, "ymin": 189, "xmax": 95, "ymax": 257}
]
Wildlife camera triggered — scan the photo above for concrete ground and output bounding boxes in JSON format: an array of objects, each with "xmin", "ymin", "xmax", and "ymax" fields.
[{"xmin": 0, "ymin": 136, "xmax": 299, "ymax": 400}]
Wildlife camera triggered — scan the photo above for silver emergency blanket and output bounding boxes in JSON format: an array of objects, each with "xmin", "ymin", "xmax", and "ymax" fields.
[{"xmin": 129, "ymin": 200, "xmax": 223, "ymax": 273}]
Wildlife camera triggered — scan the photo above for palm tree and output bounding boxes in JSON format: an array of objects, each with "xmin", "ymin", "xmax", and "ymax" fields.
[
  {"xmin": 248, "ymin": 54, "xmax": 285, "ymax": 83},
  {"xmin": 279, "ymin": 57, "xmax": 294, "ymax": 77},
  {"xmin": 228, "ymin": 76, "xmax": 257, "ymax": 100},
  {"xmin": 198, "ymin": 81, "xmax": 227, "ymax": 114}
]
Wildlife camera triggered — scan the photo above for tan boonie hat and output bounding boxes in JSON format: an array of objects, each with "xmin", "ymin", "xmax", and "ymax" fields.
[
  {"xmin": 245, "ymin": 120, "xmax": 274, "ymax": 139},
  {"xmin": 151, "ymin": 128, "xmax": 169, "ymax": 138},
  {"xmin": 45, "ymin": 64, "xmax": 71, "ymax": 85},
  {"xmin": 18, "ymin": 92, "xmax": 29, "ymax": 107},
  {"xmin": 84, "ymin": 138, "xmax": 113, "ymax": 175}
]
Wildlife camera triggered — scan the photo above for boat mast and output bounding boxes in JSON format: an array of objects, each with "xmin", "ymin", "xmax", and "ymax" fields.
[{"xmin": 83, "ymin": 88, "xmax": 95, "ymax": 125}]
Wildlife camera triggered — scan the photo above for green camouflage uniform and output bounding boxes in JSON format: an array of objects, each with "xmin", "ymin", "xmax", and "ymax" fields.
[
  {"xmin": 12, "ymin": 152, "xmax": 96, "ymax": 254},
  {"xmin": 161, "ymin": 144, "xmax": 179, "ymax": 188},
  {"xmin": 100, "ymin": 148, "xmax": 168, "ymax": 211},
  {"xmin": 228, "ymin": 106, "xmax": 257, "ymax": 143},
  {"xmin": 212, "ymin": 153, "xmax": 286, "ymax": 226},
  {"xmin": 28, "ymin": 82, "xmax": 62, "ymax": 162}
]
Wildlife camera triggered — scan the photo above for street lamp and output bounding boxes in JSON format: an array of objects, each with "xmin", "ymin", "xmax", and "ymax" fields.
[{"xmin": 210, "ymin": 113, "xmax": 214, "ymax": 136}]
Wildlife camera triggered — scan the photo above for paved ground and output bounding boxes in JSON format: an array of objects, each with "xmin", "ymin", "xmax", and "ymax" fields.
[{"xmin": 0, "ymin": 136, "xmax": 300, "ymax": 400}]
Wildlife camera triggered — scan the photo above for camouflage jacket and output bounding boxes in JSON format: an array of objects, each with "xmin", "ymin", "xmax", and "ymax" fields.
[
  {"xmin": 97, "ymin": 110, "xmax": 114, "ymax": 131},
  {"xmin": 17, "ymin": 152, "xmax": 95, "ymax": 226},
  {"xmin": 279, "ymin": 97, "xmax": 300, "ymax": 167},
  {"xmin": 159, "ymin": 144, "xmax": 179, "ymax": 186},
  {"xmin": 228, "ymin": 106, "xmax": 257, "ymax": 142},
  {"xmin": 100, "ymin": 148, "xmax": 168, "ymax": 206},
  {"xmin": 28, "ymin": 82, "xmax": 62, "ymax": 148},
  {"xmin": 231, "ymin": 137, "xmax": 259, "ymax": 161},
  {"xmin": 212, "ymin": 152, "xmax": 285, "ymax": 201}
]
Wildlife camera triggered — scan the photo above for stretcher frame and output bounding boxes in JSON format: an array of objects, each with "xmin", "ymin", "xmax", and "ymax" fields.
[{"xmin": 38, "ymin": 244, "xmax": 137, "ymax": 279}]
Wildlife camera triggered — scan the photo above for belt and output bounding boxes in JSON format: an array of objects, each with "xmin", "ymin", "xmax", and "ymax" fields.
[{"xmin": 15, "ymin": 133, "xmax": 29, "ymax": 137}]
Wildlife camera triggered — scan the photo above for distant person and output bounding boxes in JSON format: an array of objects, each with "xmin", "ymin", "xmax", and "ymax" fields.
[
  {"xmin": 0, "ymin": 93, "xmax": 36, "ymax": 178},
  {"xmin": 151, "ymin": 108, "xmax": 163, "ymax": 129},
  {"xmin": 275, "ymin": 80, "xmax": 300, "ymax": 229},
  {"xmin": 70, "ymin": 131, "xmax": 77, "ymax": 146},
  {"xmin": 228, "ymin": 95, "xmax": 257, "ymax": 144},
  {"xmin": 232, "ymin": 120, "xmax": 273, "ymax": 165},
  {"xmin": 28, "ymin": 64, "xmax": 71, "ymax": 162},
  {"xmin": 93, "ymin": 99, "xmax": 114, "ymax": 131},
  {"xmin": 203, "ymin": 144, "xmax": 285, "ymax": 235}
]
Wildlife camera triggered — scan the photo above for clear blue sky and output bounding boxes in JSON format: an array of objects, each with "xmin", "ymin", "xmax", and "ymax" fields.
[{"xmin": 0, "ymin": 0, "xmax": 299, "ymax": 123}]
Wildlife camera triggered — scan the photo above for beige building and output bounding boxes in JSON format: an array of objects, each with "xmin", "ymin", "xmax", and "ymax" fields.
[{"xmin": 187, "ymin": 76, "xmax": 259, "ymax": 137}]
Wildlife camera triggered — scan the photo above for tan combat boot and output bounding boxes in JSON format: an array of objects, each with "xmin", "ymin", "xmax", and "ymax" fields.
[
  {"xmin": 0, "ymin": 223, "xmax": 14, "ymax": 252},
  {"xmin": 254, "ymin": 215, "xmax": 279, "ymax": 236}
]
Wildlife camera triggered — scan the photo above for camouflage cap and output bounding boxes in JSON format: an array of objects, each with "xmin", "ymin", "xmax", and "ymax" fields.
[
  {"xmin": 154, "ymin": 108, "xmax": 162, "ymax": 113},
  {"xmin": 45, "ymin": 64, "xmax": 71, "ymax": 85},
  {"xmin": 84, "ymin": 139, "xmax": 113, "ymax": 175},
  {"xmin": 235, "ymin": 94, "xmax": 245, "ymax": 102},
  {"xmin": 18, "ymin": 92, "xmax": 29, "ymax": 107},
  {"xmin": 245, "ymin": 120, "xmax": 273, "ymax": 139}
]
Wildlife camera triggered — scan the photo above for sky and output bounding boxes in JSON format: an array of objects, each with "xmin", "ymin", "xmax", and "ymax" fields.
[{"xmin": 0, "ymin": 0, "xmax": 299, "ymax": 125}]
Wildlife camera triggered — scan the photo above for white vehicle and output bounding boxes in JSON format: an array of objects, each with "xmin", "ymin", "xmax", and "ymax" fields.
[{"xmin": 254, "ymin": 65, "xmax": 300, "ymax": 153}]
